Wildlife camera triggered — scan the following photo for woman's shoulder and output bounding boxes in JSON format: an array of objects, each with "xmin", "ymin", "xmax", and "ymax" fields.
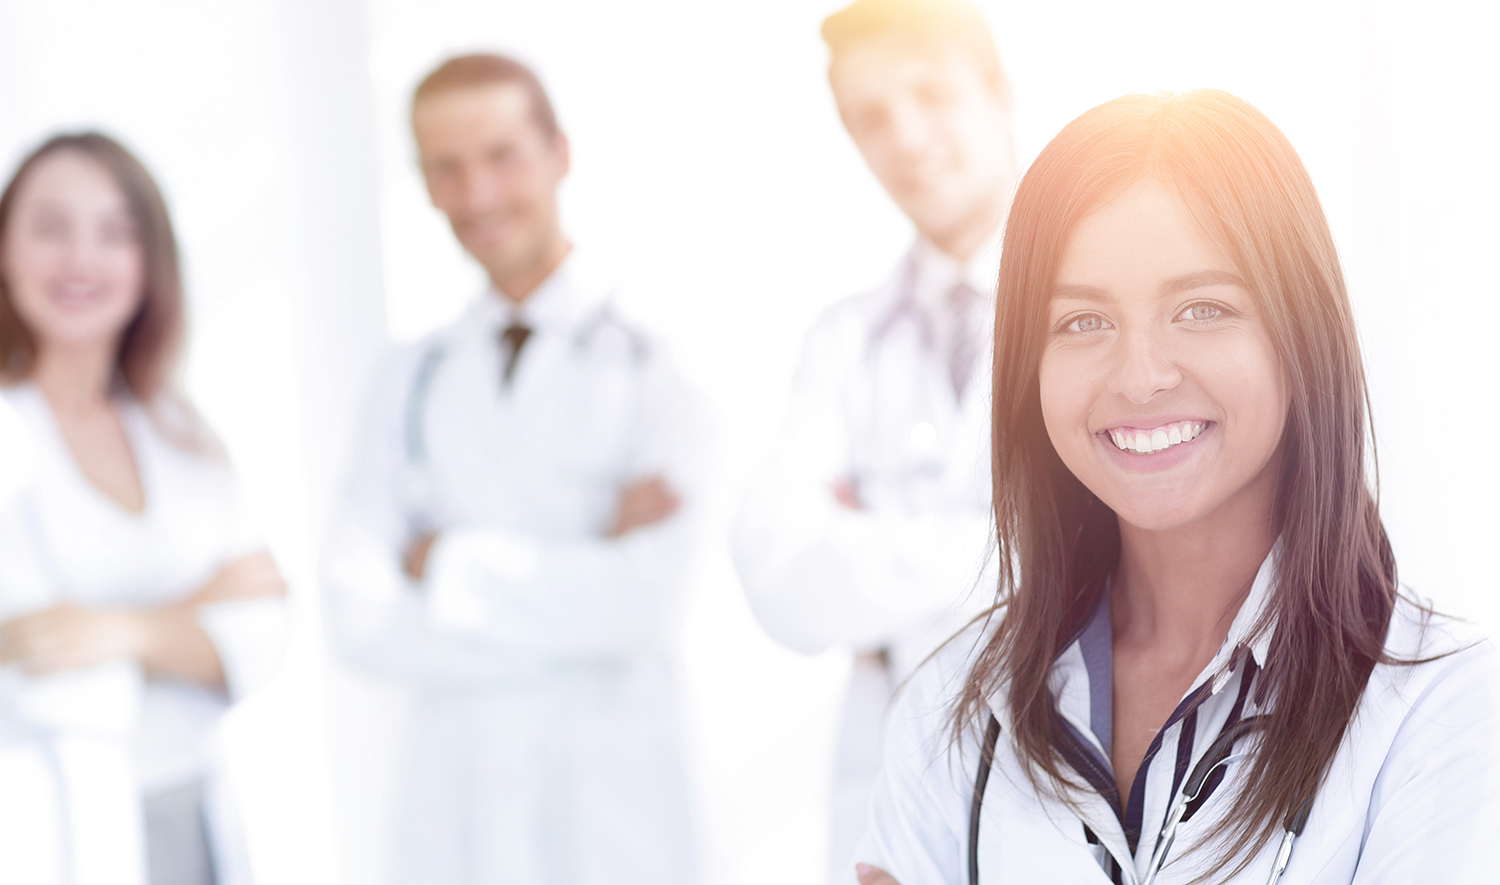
[
  {"xmin": 1372, "ymin": 593, "xmax": 1500, "ymax": 714},
  {"xmin": 1350, "ymin": 594, "xmax": 1500, "ymax": 845},
  {"xmin": 1384, "ymin": 593, "xmax": 1497, "ymax": 661},
  {"xmin": 0, "ymin": 379, "xmax": 45, "ymax": 418},
  {"xmin": 0, "ymin": 384, "xmax": 40, "ymax": 502},
  {"xmin": 891, "ymin": 616, "xmax": 1004, "ymax": 753},
  {"xmin": 904, "ymin": 617, "xmax": 994, "ymax": 691},
  {"xmin": 129, "ymin": 390, "xmax": 228, "ymax": 463}
]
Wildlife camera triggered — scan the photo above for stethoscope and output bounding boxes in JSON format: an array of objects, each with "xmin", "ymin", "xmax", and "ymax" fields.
[
  {"xmin": 394, "ymin": 301, "xmax": 648, "ymax": 526},
  {"xmin": 968, "ymin": 713, "xmax": 1312, "ymax": 885},
  {"xmin": 862, "ymin": 255, "xmax": 982, "ymax": 494}
]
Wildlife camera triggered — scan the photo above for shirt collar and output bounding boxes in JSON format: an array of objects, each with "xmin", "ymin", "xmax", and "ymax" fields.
[
  {"xmin": 909, "ymin": 225, "xmax": 1003, "ymax": 309},
  {"xmin": 465, "ymin": 249, "xmax": 612, "ymax": 334},
  {"xmin": 1210, "ymin": 542, "xmax": 1279, "ymax": 678},
  {"xmin": 1042, "ymin": 543, "xmax": 1281, "ymax": 740}
]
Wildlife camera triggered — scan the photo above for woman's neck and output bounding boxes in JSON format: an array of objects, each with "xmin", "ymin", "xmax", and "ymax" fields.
[
  {"xmin": 31, "ymin": 341, "xmax": 118, "ymax": 415},
  {"xmin": 1111, "ymin": 503, "xmax": 1277, "ymax": 665}
]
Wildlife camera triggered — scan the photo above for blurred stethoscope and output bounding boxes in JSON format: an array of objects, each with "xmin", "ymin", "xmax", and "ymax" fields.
[
  {"xmin": 967, "ymin": 714, "xmax": 1312, "ymax": 885},
  {"xmin": 394, "ymin": 301, "xmax": 647, "ymax": 527}
]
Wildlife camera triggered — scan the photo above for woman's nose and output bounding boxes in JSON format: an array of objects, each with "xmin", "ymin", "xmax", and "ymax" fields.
[
  {"xmin": 1107, "ymin": 325, "xmax": 1182, "ymax": 404},
  {"xmin": 62, "ymin": 229, "xmax": 96, "ymax": 271}
]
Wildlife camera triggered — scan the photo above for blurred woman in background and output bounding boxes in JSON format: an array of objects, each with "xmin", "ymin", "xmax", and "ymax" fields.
[{"xmin": 0, "ymin": 132, "xmax": 287, "ymax": 885}]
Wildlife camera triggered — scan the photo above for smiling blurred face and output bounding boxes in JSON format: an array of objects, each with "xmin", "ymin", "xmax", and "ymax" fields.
[
  {"xmin": 414, "ymin": 82, "xmax": 568, "ymax": 290},
  {"xmin": 830, "ymin": 34, "xmax": 1013, "ymax": 254},
  {"xmin": 0, "ymin": 150, "xmax": 146, "ymax": 353},
  {"xmin": 1039, "ymin": 183, "xmax": 1288, "ymax": 533}
]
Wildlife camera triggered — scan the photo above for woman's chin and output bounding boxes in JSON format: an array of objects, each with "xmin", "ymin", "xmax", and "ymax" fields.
[
  {"xmin": 26, "ymin": 314, "xmax": 133, "ymax": 352},
  {"xmin": 46, "ymin": 328, "xmax": 120, "ymax": 345},
  {"xmin": 1103, "ymin": 496, "xmax": 1208, "ymax": 534}
]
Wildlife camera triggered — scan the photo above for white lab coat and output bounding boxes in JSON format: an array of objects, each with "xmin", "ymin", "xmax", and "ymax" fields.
[
  {"xmin": 731, "ymin": 237, "xmax": 1002, "ymax": 882},
  {"xmin": 323, "ymin": 254, "xmax": 708, "ymax": 885},
  {"xmin": 860, "ymin": 550, "xmax": 1500, "ymax": 884},
  {"xmin": 0, "ymin": 383, "xmax": 288, "ymax": 885}
]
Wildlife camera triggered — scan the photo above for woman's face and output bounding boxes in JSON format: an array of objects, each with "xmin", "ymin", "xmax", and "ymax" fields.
[
  {"xmin": 1039, "ymin": 183, "xmax": 1288, "ymax": 533},
  {"xmin": 0, "ymin": 150, "xmax": 146, "ymax": 353}
]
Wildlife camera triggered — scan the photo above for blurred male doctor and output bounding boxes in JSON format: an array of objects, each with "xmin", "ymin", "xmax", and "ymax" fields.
[
  {"xmin": 323, "ymin": 54, "xmax": 707, "ymax": 885},
  {"xmin": 731, "ymin": 0, "xmax": 1019, "ymax": 880}
]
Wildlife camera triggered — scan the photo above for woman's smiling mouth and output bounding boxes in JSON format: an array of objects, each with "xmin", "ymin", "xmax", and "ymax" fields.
[{"xmin": 1104, "ymin": 420, "xmax": 1209, "ymax": 455}]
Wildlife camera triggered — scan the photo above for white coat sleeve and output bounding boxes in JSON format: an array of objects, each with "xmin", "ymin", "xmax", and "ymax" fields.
[
  {"xmin": 730, "ymin": 309, "xmax": 993, "ymax": 655},
  {"xmin": 192, "ymin": 463, "xmax": 288, "ymax": 701},
  {"xmin": 0, "ymin": 447, "xmax": 142, "ymax": 740},
  {"xmin": 418, "ymin": 348, "xmax": 715, "ymax": 660},
  {"xmin": 855, "ymin": 648, "xmax": 971, "ymax": 884},
  {"xmin": 321, "ymin": 347, "xmax": 551, "ymax": 685},
  {"xmin": 1350, "ymin": 637, "xmax": 1500, "ymax": 883},
  {"xmin": 0, "ymin": 454, "xmax": 148, "ymax": 885}
]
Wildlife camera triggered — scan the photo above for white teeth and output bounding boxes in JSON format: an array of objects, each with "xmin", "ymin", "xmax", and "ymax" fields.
[{"xmin": 1107, "ymin": 421, "xmax": 1207, "ymax": 454}]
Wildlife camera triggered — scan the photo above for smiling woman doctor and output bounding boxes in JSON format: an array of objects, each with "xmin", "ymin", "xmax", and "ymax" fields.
[
  {"xmin": 854, "ymin": 91, "xmax": 1500, "ymax": 885},
  {"xmin": 0, "ymin": 133, "xmax": 287, "ymax": 885}
]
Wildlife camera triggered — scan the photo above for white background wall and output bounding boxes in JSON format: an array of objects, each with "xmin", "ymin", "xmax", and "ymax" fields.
[{"xmin": 1, "ymin": 1, "xmax": 1496, "ymax": 883}]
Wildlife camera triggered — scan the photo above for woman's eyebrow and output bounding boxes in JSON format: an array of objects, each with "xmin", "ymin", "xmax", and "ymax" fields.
[
  {"xmin": 1050, "ymin": 284, "xmax": 1110, "ymax": 302},
  {"xmin": 1049, "ymin": 271, "xmax": 1245, "ymax": 302},
  {"xmin": 1160, "ymin": 270, "xmax": 1246, "ymax": 296}
]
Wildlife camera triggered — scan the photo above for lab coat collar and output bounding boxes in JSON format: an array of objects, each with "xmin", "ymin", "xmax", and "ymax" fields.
[
  {"xmin": 1002, "ymin": 544, "xmax": 1281, "ymax": 745},
  {"xmin": 867, "ymin": 228, "xmax": 1003, "ymax": 352},
  {"xmin": 470, "ymin": 249, "xmax": 613, "ymax": 335},
  {"xmin": 909, "ymin": 224, "xmax": 1003, "ymax": 307},
  {"xmin": 1212, "ymin": 543, "xmax": 1279, "ymax": 678}
]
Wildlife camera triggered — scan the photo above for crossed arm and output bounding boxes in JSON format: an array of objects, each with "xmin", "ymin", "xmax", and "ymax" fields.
[
  {"xmin": 401, "ymin": 475, "xmax": 680, "ymax": 581},
  {"xmin": 0, "ymin": 550, "xmax": 286, "ymax": 690}
]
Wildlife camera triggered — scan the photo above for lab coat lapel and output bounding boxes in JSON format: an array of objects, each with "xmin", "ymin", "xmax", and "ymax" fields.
[{"xmin": 977, "ymin": 731, "xmax": 1120, "ymax": 883}]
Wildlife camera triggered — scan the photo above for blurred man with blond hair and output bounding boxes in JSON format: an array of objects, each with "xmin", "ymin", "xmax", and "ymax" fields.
[{"xmin": 732, "ymin": 1, "xmax": 1019, "ymax": 879}]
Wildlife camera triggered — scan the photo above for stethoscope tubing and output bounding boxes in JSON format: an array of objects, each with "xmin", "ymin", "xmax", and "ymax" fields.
[
  {"xmin": 967, "ymin": 714, "xmax": 1311, "ymax": 885},
  {"xmin": 400, "ymin": 302, "xmax": 647, "ymax": 475},
  {"xmin": 967, "ymin": 716, "xmax": 1002, "ymax": 885}
]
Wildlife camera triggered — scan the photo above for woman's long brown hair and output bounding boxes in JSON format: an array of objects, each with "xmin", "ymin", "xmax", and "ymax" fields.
[
  {"xmin": 0, "ymin": 132, "xmax": 184, "ymax": 403},
  {"xmin": 955, "ymin": 90, "xmax": 1398, "ymax": 876}
]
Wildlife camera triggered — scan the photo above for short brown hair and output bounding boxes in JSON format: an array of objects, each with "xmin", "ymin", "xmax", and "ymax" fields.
[
  {"xmin": 412, "ymin": 53, "xmax": 560, "ymax": 136},
  {"xmin": 0, "ymin": 132, "xmax": 183, "ymax": 403},
  {"xmin": 821, "ymin": 0, "xmax": 1010, "ymax": 102}
]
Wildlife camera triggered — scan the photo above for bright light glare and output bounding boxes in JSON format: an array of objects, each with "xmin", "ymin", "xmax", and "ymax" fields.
[{"xmin": 0, "ymin": 1, "xmax": 1495, "ymax": 884}]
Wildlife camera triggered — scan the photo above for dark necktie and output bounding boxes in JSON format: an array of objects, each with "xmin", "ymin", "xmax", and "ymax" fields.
[
  {"xmin": 947, "ymin": 281, "xmax": 984, "ymax": 399},
  {"xmin": 499, "ymin": 323, "xmax": 532, "ymax": 387}
]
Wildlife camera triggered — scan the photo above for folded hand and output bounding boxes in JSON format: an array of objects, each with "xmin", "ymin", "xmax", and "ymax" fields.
[
  {"xmin": 0, "ymin": 603, "xmax": 145, "ymax": 676},
  {"xmin": 606, "ymin": 475, "xmax": 681, "ymax": 538}
]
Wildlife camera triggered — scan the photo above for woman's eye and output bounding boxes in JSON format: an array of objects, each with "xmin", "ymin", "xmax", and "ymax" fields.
[
  {"xmin": 30, "ymin": 213, "xmax": 68, "ymax": 239},
  {"xmin": 1179, "ymin": 302, "xmax": 1224, "ymax": 322},
  {"xmin": 1066, "ymin": 314, "xmax": 1107, "ymax": 333},
  {"xmin": 100, "ymin": 220, "xmax": 137, "ymax": 246}
]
